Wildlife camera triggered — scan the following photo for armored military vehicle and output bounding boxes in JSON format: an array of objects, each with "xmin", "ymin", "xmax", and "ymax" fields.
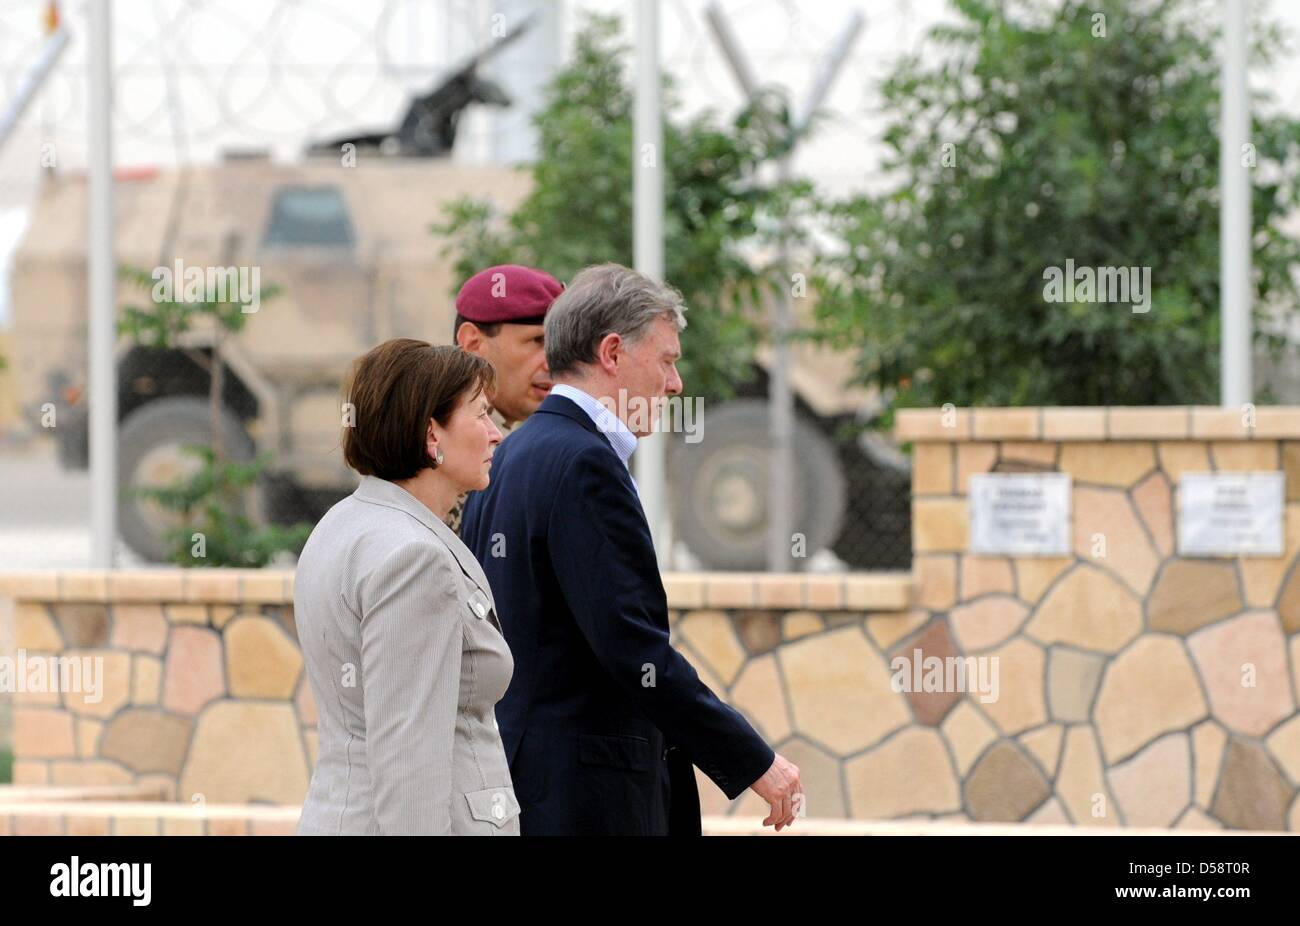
[
  {"xmin": 10, "ymin": 151, "xmax": 908, "ymax": 571},
  {"xmin": 8, "ymin": 18, "xmax": 909, "ymax": 568},
  {"xmin": 11, "ymin": 157, "xmax": 532, "ymax": 560}
]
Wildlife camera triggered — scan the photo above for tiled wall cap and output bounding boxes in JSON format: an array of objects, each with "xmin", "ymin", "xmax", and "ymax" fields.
[
  {"xmin": 0, "ymin": 570, "xmax": 296, "ymax": 604},
  {"xmin": 2, "ymin": 801, "xmax": 301, "ymax": 821},
  {"xmin": 1, "ymin": 570, "xmax": 914, "ymax": 612},
  {"xmin": 674, "ymin": 572, "xmax": 912, "ymax": 612},
  {"xmin": 895, "ymin": 406, "xmax": 1300, "ymax": 442},
  {"xmin": 0, "ymin": 784, "xmax": 169, "ymax": 804},
  {"xmin": 699, "ymin": 817, "xmax": 1256, "ymax": 837}
]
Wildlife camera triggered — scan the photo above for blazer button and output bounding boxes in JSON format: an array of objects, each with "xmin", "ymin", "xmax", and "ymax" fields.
[
  {"xmin": 473, "ymin": 602, "xmax": 486, "ymax": 617},
  {"xmin": 492, "ymin": 797, "xmax": 506, "ymax": 820}
]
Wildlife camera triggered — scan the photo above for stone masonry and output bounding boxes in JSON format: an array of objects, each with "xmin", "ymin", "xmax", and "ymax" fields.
[{"xmin": 3, "ymin": 405, "xmax": 1300, "ymax": 830}]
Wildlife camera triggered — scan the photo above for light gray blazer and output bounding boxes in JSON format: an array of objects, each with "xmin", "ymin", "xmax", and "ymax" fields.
[{"xmin": 294, "ymin": 475, "xmax": 520, "ymax": 835}]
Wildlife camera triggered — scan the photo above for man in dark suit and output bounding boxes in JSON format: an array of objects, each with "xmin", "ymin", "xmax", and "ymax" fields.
[{"xmin": 461, "ymin": 263, "xmax": 801, "ymax": 835}]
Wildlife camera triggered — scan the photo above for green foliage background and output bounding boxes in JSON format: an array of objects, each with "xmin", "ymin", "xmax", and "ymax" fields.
[
  {"xmin": 435, "ymin": 14, "xmax": 817, "ymax": 401},
  {"xmin": 814, "ymin": 0, "xmax": 1300, "ymax": 424},
  {"xmin": 139, "ymin": 446, "xmax": 312, "ymax": 567},
  {"xmin": 118, "ymin": 266, "xmax": 309, "ymax": 566}
]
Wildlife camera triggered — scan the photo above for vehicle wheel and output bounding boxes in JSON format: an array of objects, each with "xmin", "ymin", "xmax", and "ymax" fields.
[
  {"xmin": 831, "ymin": 429, "xmax": 913, "ymax": 570},
  {"xmin": 118, "ymin": 397, "xmax": 256, "ymax": 562},
  {"xmin": 668, "ymin": 398, "xmax": 846, "ymax": 570},
  {"xmin": 56, "ymin": 406, "xmax": 90, "ymax": 468},
  {"xmin": 262, "ymin": 472, "xmax": 346, "ymax": 527}
]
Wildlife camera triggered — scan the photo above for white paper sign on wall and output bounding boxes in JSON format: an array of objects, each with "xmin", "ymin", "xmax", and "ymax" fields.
[
  {"xmin": 969, "ymin": 472, "xmax": 1072, "ymax": 556},
  {"xmin": 1177, "ymin": 471, "xmax": 1284, "ymax": 557}
]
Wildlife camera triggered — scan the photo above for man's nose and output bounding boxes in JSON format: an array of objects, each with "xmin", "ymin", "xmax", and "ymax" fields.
[{"xmin": 666, "ymin": 366, "xmax": 683, "ymax": 396}]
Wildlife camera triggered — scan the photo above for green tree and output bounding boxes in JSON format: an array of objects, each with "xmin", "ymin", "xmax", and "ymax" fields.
[
  {"xmin": 133, "ymin": 445, "xmax": 312, "ymax": 568},
  {"xmin": 815, "ymin": 0, "xmax": 1300, "ymax": 422},
  {"xmin": 118, "ymin": 264, "xmax": 277, "ymax": 463},
  {"xmin": 434, "ymin": 13, "xmax": 817, "ymax": 400},
  {"xmin": 118, "ymin": 265, "xmax": 310, "ymax": 566}
]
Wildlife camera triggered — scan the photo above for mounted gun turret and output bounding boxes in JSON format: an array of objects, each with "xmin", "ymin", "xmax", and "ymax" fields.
[{"xmin": 308, "ymin": 15, "xmax": 534, "ymax": 158}]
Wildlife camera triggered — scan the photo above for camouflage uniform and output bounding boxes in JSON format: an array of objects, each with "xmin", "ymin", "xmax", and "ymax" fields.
[{"xmin": 445, "ymin": 407, "xmax": 513, "ymax": 533}]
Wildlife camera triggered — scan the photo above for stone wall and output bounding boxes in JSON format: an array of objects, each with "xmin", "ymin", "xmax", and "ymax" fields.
[
  {"xmin": 0, "ymin": 597, "xmax": 12, "ymax": 765},
  {"xmin": 4, "ymin": 404, "xmax": 1300, "ymax": 831},
  {"xmin": 1, "ymin": 572, "xmax": 314, "ymax": 805},
  {"xmin": 0, "ymin": 569, "xmax": 915, "ymax": 819},
  {"xmin": 880, "ymin": 405, "xmax": 1300, "ymax": 830}
]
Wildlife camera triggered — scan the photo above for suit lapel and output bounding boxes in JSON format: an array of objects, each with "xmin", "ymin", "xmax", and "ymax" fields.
[
  {"xmin": 535, "ymin": 393, "xmax": 617, "ymax": 455},
  {"xmin": 353, "ymin": 475, "xmax": 496, "ymax": 607}
]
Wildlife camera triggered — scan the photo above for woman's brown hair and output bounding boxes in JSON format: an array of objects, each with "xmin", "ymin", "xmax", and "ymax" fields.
[{"xmin": 342, "ymin": 338, "xmax": 496, "ymax": 480}]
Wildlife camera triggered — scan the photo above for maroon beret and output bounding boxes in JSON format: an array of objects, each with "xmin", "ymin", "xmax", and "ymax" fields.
[{"xmin": 455, "ymin": 264, "xmax": 564, "ymax": 325}]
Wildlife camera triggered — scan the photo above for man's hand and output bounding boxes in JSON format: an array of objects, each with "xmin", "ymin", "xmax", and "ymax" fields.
[{"xmin": 749, "ymin": 754, "xmax": 803, "ymax": 832}]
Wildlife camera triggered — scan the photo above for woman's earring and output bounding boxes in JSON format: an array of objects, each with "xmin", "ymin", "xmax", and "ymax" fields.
[{"xmin": 434, "ymin": 447, "xmax": 445, "ymax": 467}]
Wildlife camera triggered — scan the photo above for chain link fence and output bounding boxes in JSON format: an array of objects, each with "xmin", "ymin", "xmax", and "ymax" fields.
[{"xmin": 0, "ymin": 0, "xmax": 927, "ymax": 571}]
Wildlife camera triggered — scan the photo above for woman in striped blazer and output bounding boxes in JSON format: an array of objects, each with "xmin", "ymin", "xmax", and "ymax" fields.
[{"xmin": 295, "ymin": 338, "xmax": 517, "ymax": 835}]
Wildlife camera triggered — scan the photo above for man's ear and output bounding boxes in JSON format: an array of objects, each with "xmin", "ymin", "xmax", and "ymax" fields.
[
  {"xmin": 456, "ymin": 321, "xmax": 483, "ymax": 353},
  {"xmin": 596, "ymin": 332, "xmax": 622, "ymax": 375}
]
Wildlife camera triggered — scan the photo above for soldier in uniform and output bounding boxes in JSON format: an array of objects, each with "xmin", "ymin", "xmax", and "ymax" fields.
[{"xmin": 446, "ymin": 263, "xmax": 564, "ymax": 530}]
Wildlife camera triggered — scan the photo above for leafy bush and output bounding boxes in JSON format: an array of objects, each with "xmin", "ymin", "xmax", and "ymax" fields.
[
  {"xmin": 435, "ymin": 13, "xmax": 821, "ymax": 401},
  {"xmin": 815, "ymin": 0, "xmax": 1300, "ymax": 422},
  {"xmin": 118, "ymin": 265, "xmax": 309, "ymax": 565},
  {"xmin": 132, "ymin": 446, "xmax": 312, "ymax": 567}
]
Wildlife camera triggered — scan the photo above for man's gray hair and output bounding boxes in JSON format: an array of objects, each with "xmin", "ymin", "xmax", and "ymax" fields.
[{"xmin": 545, "ymin": 263, "xmax": 687, "ymax": 377}]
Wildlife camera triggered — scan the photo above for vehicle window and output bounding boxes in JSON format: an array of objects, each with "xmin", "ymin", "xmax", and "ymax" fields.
[{"xmin": 262, "ymin": 186, "xmax": 355, "ymax": 248}]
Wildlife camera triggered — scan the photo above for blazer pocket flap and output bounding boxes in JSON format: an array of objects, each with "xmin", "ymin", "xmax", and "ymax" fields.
[
  {"xmin": 465, "ymin": 588, "xmax": 493, "ymax": 621},
  {"xmin": 464, "ymin": 787, "xmax": 520, "ymax": 828},
  {"xmin": 578, "ymin": 733, "xmax": 654, "ymax": 772}
]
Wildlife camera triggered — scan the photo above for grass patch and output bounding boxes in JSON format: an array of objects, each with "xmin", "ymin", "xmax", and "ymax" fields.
[{"xmin": 0, "ymin": 747, "xmax": 12, "ymax": 784}]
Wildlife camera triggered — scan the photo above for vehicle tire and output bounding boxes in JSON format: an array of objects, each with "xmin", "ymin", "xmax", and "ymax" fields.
[
  {"xmin": 118, "ymin": 397, "xmax": 255, "ymax": 562},
  {"xmin": 262, "ymin": 472, "xmax": 346, "ymax": 528},
  {"xmin": 831, "ymin": 430, "xmax": 913, "ymax": 570},
  {"xmin": 668, "ymin": 398, "xmax": 846, "ymax": 570},
  {"xmin": 56, "ymin": 406, "xmax": 90, "ymax": 469}
]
